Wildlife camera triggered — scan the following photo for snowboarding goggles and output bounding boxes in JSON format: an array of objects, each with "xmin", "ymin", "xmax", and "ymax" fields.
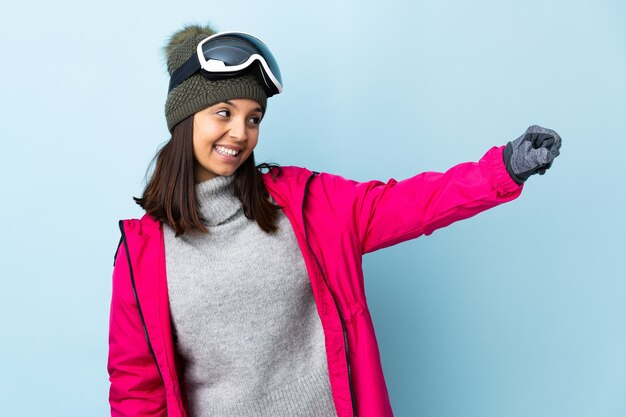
[{"xmin": 168, "ymin": 31, "xmax": 283, "ymax": 97}]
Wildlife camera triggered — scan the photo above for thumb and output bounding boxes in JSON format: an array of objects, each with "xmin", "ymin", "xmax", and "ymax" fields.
[{"xmin": 534, "ymin": 146, "xmax": 555, "ymax": 166}]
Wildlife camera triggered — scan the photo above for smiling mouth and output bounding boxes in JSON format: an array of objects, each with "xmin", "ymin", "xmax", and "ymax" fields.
[{"xmin": 214, "ymin": 145, "xmax": 241, "ymax": 157}]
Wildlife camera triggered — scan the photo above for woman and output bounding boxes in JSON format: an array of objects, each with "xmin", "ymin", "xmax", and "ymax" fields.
[{"xmin": 107, "ymin": 23, "xmax": 562, "ymax": 417}]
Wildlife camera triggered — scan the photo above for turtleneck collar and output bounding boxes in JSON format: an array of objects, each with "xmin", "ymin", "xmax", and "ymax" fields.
[{"xmin": 195, "ymin": 174, "xmax": 242, "ymax": 226}]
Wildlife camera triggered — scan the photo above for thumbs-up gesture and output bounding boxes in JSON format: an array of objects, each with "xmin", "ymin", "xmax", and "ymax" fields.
[{"xmin": 503, "ymin": 125, "xmax": 562, "ymax": 185}]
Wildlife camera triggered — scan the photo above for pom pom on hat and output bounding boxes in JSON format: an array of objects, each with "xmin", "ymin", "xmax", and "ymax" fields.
[{"xmin": 163, "ymin": 23, "xmax": 217, "ymax": 76}]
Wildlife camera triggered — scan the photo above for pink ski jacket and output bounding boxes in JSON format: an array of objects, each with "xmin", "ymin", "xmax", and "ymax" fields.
[{"xmin": 108, "ymin": 145, "xmax": 524, "ymax": 417}]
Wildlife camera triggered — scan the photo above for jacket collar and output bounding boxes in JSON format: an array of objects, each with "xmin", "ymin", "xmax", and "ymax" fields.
[{"xmin": 122, "ymin": 166, "xmax": 315, "ymax": 242}]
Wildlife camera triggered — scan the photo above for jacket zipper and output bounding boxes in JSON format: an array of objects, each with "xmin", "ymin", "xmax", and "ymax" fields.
[
  {"xmin": 118, "ymin": 220, "xmax": 168, "ymax": 415},
  {"xmin": 302, "ymin": 172, "xmax": 357, "ymax": 417},
  {"xmin": 113, "ymin": 234, "xmax": 123, "ymax": 267}
]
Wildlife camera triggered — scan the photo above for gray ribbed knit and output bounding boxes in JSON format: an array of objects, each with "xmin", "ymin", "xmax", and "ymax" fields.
[{"xmin": 163, "ymin": 174, "xmax": 338, "ymax": 417}]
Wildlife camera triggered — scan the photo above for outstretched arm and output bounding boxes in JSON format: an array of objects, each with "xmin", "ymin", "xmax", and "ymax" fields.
[
  {"xmin": 318, "ymin": 124, "xmax": 561, "ymax": 254},
  {"xmin": 362, "ymin": 144, "xmax": 526, "ymax": 253}
]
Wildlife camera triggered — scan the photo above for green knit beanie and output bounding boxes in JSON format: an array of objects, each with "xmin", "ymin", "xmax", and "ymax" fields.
[{"xmin": 163, "ymin": 24, "xmax": 268, "ymax": 133}]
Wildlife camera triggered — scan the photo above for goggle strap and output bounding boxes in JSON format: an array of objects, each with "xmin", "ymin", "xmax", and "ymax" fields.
[{"xmin": 168, "ymin": 54, "xmax": 201, "ymax": 94}]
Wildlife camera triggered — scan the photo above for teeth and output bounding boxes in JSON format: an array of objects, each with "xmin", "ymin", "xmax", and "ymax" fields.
[{"xmin": 215, "ymin": 145, "xmax": 239, "ymax": 156}]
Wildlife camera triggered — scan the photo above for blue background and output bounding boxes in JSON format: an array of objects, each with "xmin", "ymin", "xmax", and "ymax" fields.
[{"xmin": 1, "ymin": 0, "xmax": 624, "ymax": 416}]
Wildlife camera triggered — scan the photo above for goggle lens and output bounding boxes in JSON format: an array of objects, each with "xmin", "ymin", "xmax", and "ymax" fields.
[
  {"xmin": 200, "ymin": 33, "xmax": 282, "ymax": 88},
  {"xmin": 201, "ymin": 39, "xmax": 258, "ymax": 66}
]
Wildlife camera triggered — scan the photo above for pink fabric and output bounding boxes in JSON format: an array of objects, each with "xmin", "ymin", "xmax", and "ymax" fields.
[{"xmin": 108, "ymin": 145, "xmax": 523, "ymax": 417}]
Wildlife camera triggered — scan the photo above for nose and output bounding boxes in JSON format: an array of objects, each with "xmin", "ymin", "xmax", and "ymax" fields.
[{"xmin": 228, "ymin": 117, "xmax": 248, "ymax": 141}]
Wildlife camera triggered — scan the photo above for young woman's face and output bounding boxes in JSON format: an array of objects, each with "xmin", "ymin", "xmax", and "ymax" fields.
[{"xmin": 192, "ymin": 98, "xmax": 263, "ymax": 183}]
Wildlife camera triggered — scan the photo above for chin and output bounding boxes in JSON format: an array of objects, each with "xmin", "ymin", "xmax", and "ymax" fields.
[{"xmin": 217, "ymin": 166, "xmax": 240, "ymax": 177}]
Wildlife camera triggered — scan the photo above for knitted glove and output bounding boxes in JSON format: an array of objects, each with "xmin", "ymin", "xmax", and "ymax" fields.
[{"xmin": 503, "ymin": 125, "xmax": 562, "ymax": 185}]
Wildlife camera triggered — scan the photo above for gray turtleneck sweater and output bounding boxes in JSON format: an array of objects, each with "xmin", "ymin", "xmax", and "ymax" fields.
[{"xmin": 163, "ymin": 174, "xmax": 338, "ymax": 417}]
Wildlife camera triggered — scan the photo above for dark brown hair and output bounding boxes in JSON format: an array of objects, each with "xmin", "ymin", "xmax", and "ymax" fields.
[{"xmin": 133, "ymin": 114, "xmax": 284, "ymax": 237}]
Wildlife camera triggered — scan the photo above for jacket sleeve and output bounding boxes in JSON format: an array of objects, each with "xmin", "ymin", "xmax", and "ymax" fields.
[
  {"xmin": 108, "ymin": 238, "xmax": 167, "ymax": 417},
  {"xmin": 318, "ymin": 145, "xmax": 524, "ymax": 254}
]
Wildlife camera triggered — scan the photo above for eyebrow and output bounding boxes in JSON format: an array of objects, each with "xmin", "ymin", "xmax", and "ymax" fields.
[{"xmin": 224, "ymin": 100, "xmax": 263, "ymax": 113}]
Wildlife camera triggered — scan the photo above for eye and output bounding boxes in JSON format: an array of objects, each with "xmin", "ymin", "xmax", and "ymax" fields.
[
  {"xmin": 216, "ymin": 109, "xmax": 230, "ymax": 117},
  {"xmin": 249, "ymin": 115, "xmax": 262, "ymax": 125}
]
